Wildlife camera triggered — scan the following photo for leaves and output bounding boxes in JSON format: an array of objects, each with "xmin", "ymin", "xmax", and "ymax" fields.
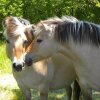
[{"xmin": 0, "ymin": 0, "xmax": 100, "ymax": 31}]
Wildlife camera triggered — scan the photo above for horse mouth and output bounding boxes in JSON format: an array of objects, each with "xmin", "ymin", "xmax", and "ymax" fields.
[
  {"xmin": 12, "ymin": 63, "xmax": 23, "ymax": 72},
  {"xmin": 13, "ymin": 67, "xmax": 22, "ymax": 72}
]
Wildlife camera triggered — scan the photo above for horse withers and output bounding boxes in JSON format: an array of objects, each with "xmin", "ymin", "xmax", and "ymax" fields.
[{"xmin": 3, "ymin": 16, "xmax": 80, "ymax": 100}]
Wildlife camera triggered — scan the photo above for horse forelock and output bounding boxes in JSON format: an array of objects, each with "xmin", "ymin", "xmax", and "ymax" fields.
[
  {"xmin": 3, "ymin": 16, "xmax": 29, "ymax": 39},
  {"xmin": 35, "ymin": 16, "xmax": 78, "ymax": 35},
  {"xmin": 3, "ymin": 17, "xmax": 18, "ymax": 37}
]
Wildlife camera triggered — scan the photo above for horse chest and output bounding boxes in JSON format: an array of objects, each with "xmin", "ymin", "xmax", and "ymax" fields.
[{"xmin": 13, "ymin": 62, "xmax": 54, "ymax": 91}]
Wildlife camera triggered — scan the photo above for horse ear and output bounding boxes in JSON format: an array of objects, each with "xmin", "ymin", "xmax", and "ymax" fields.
[
  {"xmin": 2, "ymin": 16, "xmax": 16, "ymax": 28},
  {"xmin": 2, "ymin": 17, "xmax": 11, "ymax": 28},
  {"xmin": 24, "ymin": 25, "xmax": 35, "ymax": 41}
]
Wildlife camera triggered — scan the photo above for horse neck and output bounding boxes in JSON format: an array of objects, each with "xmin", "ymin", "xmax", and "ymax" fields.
[{"xmin": 58, "ymin": 43, "xmax": 83, "ymax": 65}]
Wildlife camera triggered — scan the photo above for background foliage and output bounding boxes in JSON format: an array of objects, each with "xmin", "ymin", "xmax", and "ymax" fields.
[
  {"xmin": 0, "ymin": 0, "xmax": 100, "ymax": 63},
  {"xmin": 0, "ymin": 0, "xmax": 100, "ymax": 32}
]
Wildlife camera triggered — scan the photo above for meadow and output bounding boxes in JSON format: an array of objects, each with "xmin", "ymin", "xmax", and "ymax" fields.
[{"xmin": 0, "ymin": 41, "xmax": 100, "ymax": 100}]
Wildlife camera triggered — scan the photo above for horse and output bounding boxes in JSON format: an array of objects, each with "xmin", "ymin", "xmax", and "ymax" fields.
[
  {"xmin": 2, "ymin": 16, "xmax": 80, "ymax": 100},
  {"xmin": 24, "ymin": 16, "xmax": 100, "ymax": 100}
]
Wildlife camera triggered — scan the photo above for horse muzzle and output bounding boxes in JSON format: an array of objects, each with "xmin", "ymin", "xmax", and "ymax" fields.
[
  {"xmin": 25, "ymin": 57, "xmax": 33, "ymax": 66},
  {"xmin": 12, "ymin": 63, "xmax": 24, "ymax": 71}
]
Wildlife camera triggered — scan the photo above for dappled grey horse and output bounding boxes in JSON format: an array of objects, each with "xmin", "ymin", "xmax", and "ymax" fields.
[
  {"xmin": 25, "ymin": 16, "xmax": 100, "ymax": 100},
  {"xmin": 2, "ymin": 16, "xmax": 80, "ymax": 100}
]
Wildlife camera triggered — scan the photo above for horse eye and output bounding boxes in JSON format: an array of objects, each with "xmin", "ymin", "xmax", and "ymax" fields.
[
  {"xmin": 37, "ymin": 39, "xmax": 43, "ymax": 43},
  {"xmin": 6, "ymin": 39, "xmax": 10, "ymax": 43}
]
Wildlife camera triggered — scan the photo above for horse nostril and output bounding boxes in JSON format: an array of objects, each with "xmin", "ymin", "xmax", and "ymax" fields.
[
  {"xmin": 13, "ymin": 63, "xmax": 22, "ymax": 71},
  {"xmin": 25, "ymin": 58, "xmax": 33, "ymax": 66}
]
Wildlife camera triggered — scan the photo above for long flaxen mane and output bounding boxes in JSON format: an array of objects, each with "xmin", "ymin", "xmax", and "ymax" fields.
[
  {"xmin": 54, "ymin": 17, "xmax": 100, "ymax": 46},
  {"xmin": 39, "ymin": 16, "xmax": 78, "ymax": 25},
  {"xmin": 38, "ymin": 16, "xmax": 100, "ymax": 46}
]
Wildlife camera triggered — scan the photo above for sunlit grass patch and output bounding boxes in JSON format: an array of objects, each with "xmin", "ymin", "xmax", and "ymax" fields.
[
  {"xmin": 0, "ymin": 86, "xmax": 23, "ymax": 100},
  {"xmin": 0, "ymin": 74, "xmax": 23, "ymax": 100},
  {"xmin": 49, "ymin": 89, "xmax": 67, "ymax": 100},
  {"xmin": 0, "ymin": 42, "xmax": 11, "ymax": 75}
]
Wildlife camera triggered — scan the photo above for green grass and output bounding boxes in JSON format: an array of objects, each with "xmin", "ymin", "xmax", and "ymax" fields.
[
  {"xmin": 0, "ymin": 41, "xmax": 22, "ymax": 100},
  {"xmin": 0, "ymin": 41, "xmax": 24, "ymax": 100},
  {"xmin": 0, "ymin": 41, "xmax": 100, "ymax": 100},
  {"xmin": 0, "ymin": 41, "xmax": 11, "ymax": 75}
]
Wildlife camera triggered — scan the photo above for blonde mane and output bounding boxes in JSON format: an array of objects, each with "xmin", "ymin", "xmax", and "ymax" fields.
[{"xmin": 39, "ymin": 16, "xmax": 78, "ymax": 25}]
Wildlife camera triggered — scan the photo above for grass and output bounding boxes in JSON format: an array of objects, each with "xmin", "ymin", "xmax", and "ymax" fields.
[
  {"xmin": 0, "ymin": 41, "xmax": 100, "ymax": 100},
  {"xmin": 0, "ymin": 41, "xmax": 23, "ymax": 100},
  {"xmin": 0, "ymin": 41, "xmax": 11, "ymax": 75},
  {"xmin": 0, "ymin": 41, "xmax": 22, "ymax": 100}
]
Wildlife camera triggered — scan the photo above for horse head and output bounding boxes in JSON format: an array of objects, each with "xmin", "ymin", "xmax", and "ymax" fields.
[
  {"xmin": 2, "ymin": 16, "xmax": 34, "ymax": 71},
  {"xmin": 24, "ymin": 17, "xmax": 65, "ymax": 63},
  {"xmin": 24, "ymin": 16, "xmax": 79, "ymax": 64}
]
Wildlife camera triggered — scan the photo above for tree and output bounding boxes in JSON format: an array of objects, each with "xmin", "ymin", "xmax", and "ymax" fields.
[{"xmin": 0, "ymin": 0, "xmax": 100, "ymax": 32}]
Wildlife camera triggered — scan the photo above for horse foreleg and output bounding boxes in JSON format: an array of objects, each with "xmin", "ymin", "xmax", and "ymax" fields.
[
  {"xmin": 72, "ymin": 80, "xmax": 81, "ymax": 100},
  {"xmin": 79, "ymin": 81, "xmax": 92, "ymax": 100},
  {"xmin": 81, "ymin": 87, "xmax": 92, "ymax": 100},
  {"xmin": 19, "ymin": 85, "xmax": 31, "ymax": 100},
  {"xmin": 40, "ymin": 92, "xmax": 48, "ymax": 100},
  {"xmin": 23, "ymin": 90, "xmax": 31, "ymax": 100},
  {"xmin": 65, "ymin": 86, "xmax": 72, "ymax": 100}
]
